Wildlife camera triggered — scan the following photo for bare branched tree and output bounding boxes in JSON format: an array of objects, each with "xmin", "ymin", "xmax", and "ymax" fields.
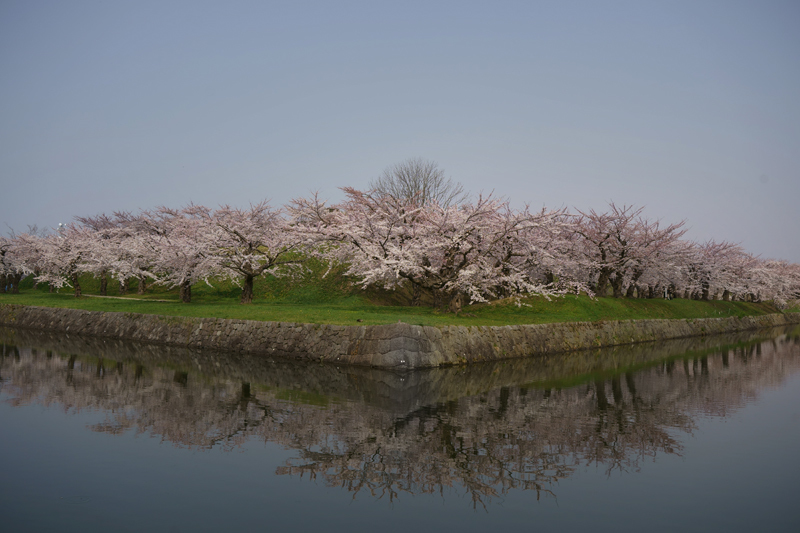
[{"xmin": 369, "ymin": 157, "xmax": 468, "ymax": 207}]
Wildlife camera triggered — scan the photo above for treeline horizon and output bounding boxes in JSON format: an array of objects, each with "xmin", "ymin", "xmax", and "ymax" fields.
[
  {"xmin": 1, "ymin": 158, "xmax": 799, "ymax": 309},
  {"xmin": 2, "ymin": 192, "xmax": 798, "ymax": 310}
]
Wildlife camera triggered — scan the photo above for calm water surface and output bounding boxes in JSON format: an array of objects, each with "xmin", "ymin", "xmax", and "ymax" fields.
[{"xmin": 1, "ymin": 326, "xmax": 799, "ymax": 532}]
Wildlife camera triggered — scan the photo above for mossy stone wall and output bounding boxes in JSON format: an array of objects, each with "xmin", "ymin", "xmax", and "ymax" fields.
[{"xmin": 1, "ymin": 304, "xmax": 798, "ymax": 369}]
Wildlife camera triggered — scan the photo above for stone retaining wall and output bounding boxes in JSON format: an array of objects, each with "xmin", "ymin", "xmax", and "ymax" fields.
[{"xmin": 1, "ymin": 304, "xmax": 798, "ymax": 369}]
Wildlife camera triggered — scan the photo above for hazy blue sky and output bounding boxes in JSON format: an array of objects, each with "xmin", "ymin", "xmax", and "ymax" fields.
[{"xmin": 1, "ymin": 0, "xmax": 798, "ymax": 261}]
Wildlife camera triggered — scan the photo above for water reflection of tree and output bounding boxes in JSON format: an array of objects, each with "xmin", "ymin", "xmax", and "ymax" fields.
[{"xmin": 1, "ymin": 331, "xmax": 798, "ymax": 507}]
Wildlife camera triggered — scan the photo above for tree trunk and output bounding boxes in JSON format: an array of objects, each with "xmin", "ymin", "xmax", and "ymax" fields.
[
  {"xmin": 610, "ymin": 276, "xmax": 625, "ymax": 298},
  {"xmin": 626, "ymin": 271, "xmax": 644, "ymax": 298},
  {"xmin": 596, "ymin": 271, "xmax": 610, "ymax": 296},
  {"xmin": 447, "ymin": 292, "xmax": 463, "ymax": 314},
  {"xmin": 118, "ymin": 278, "xmax": 128, "ymax": 295},
  {"xmin": 179, "ymin": 280, "xmax": 192, "ymax": 303},
  {"xmin": 239, "ymin": 382, "xmax": 251, "ymax": 410},
  {"xmin": 99, "ymin": 271, "xmax": 108, "ymax": 296},
  {"xmin": 137, "ymin": 275, "xmax": 147, "ymax": 295},
  {"xmin": 722, "ymin": 289, "xmax": 731, "ymax": 302},
  {"xmin": 240, "ymin": 274, "xmax": 254, "ymax": 304},
  {"xmin": 411, "ymin": 283, "xmax": 422, "ymax": 306},
  {"xmin": 611, "ymin": 376, "xmax": 624, "ymax": 405},
  {"xmin": 594, "ymin": 380, "xmax": 609, "ymax": 410},
  {"xmin": 0, "ymin": 274, "xmax": 7, "ymax": 293},
  {"xmin": 10, "ymin": 273, "xmax": 22, "ymax": 293},
  {"xmin": 72, "ymin": 273, "xmax": 81, "ymax": 298}
]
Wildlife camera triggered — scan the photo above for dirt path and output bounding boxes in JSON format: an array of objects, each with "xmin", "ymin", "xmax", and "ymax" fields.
[{"xmin": 81, "ymin": 294, "xmax": 175, "ymax": 303}]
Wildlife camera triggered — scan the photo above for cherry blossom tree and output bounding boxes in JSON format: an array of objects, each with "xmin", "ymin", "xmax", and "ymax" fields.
[
  {"xmin": 5, "ymin": 233, "xmax": 43, "ymax": 292},
  {"xmin": 104, "ymin": 211, "xmax": 161, "ymax": 295},
  {"xmin": 683, "ymin": 240, "xmax": 754, "ymax": 301},
  {"xmin": 635, "ymin": 238, "xmax": 691, "ymax": 299},
  {"xmin": 571, "ymin": 204, "xmax": 635, "ymax": 297},
  {"xmin": 572, "ymin": 203, "xmax": 686, "ymax": 298},
  {"xmin": 760, "ymin": 260, "xmax": 800, "ymax": 307},
  {"xmin": 1, "ymin": 226, "xmax": 52, "ymax": 293},
  {"xmin": 21, "ymin": 223, "xmax": 93, "ymax": 297},
  {"xmin": 292, "ymin": 189, "xmax": 582, "ymax": 311},
  {"xmin": 3, "ymin": 186, "xmax": 797, "ymax": 307},
  {"xmin": 0, "ymin": 235, "xmax": 16, "ymax": 293},
  {"xmin": 205, "ymin": 201, "xmax": 307, "ymax": 304},
  {"xmin": 735, "ymin": 258, "xmax": 800, "ymax": 305},
  {"xmin": 140, "ymin": 205, "xmax": 220, "ymax": 303},
  {"xmin": 622, "ymin": 217, "xmax": 688, "ymax": 298},
  {"xmin": 74, "ymin": 214, "xmax": 119, "ymax": 296}
]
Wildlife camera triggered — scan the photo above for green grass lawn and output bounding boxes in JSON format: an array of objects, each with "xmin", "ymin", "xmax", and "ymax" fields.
[{"xmin": 0, "ymin": 270, "xmax": 787, "ymax": 326}]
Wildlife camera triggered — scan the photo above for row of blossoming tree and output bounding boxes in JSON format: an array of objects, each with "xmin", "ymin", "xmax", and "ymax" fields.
[{"xmin": 2, "ymin": 189, "xmax": 799, "ymax": 309}]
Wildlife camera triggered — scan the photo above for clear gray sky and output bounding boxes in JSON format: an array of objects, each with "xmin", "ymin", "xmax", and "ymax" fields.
[{"xmin": 2, "ymin": 0, "xmax": 798, "ymax": 261}]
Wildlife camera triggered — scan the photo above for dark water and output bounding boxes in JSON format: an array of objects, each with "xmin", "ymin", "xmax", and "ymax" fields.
[{"xmin": 1, "ymin": 326, "xmax": 799, "ymax": 533}]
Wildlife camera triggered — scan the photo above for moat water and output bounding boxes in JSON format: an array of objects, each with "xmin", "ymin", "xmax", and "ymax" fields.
[{"xmin": 1, "ymin": 326, "xmax": 799, "ymax": 532}]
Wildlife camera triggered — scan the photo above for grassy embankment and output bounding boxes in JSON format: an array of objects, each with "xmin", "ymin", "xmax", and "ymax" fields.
[{"xmin": 0, "ymin": 263, "xmax": 791, "ymax": 327}]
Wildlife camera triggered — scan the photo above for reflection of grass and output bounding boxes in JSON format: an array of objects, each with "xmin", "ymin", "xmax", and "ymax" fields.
[
  {"xmin": 522, "ymin": 335, "xmax": 780, "ymax": 391},
  {"xmin": 1, "ymin": 272, "xmax": 785, "ymax": 327}
]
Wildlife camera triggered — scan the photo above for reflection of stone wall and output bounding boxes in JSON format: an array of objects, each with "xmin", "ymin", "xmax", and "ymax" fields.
[
  {"xmin": 2, "ymin": 325, "xmax": 795, "ymax": 412},
  {"xmin": 1, "ymin": 303, "xmax": 799, "ymax": 368},
  {"xmin": 2, "ymin": 328, "xmax": 799, "ymax": 505}
]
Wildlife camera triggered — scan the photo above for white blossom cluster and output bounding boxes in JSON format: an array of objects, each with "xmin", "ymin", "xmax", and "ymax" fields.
[{"xmin": 1, "ymin": 193, "xmax": 799, "ymax": 308}]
